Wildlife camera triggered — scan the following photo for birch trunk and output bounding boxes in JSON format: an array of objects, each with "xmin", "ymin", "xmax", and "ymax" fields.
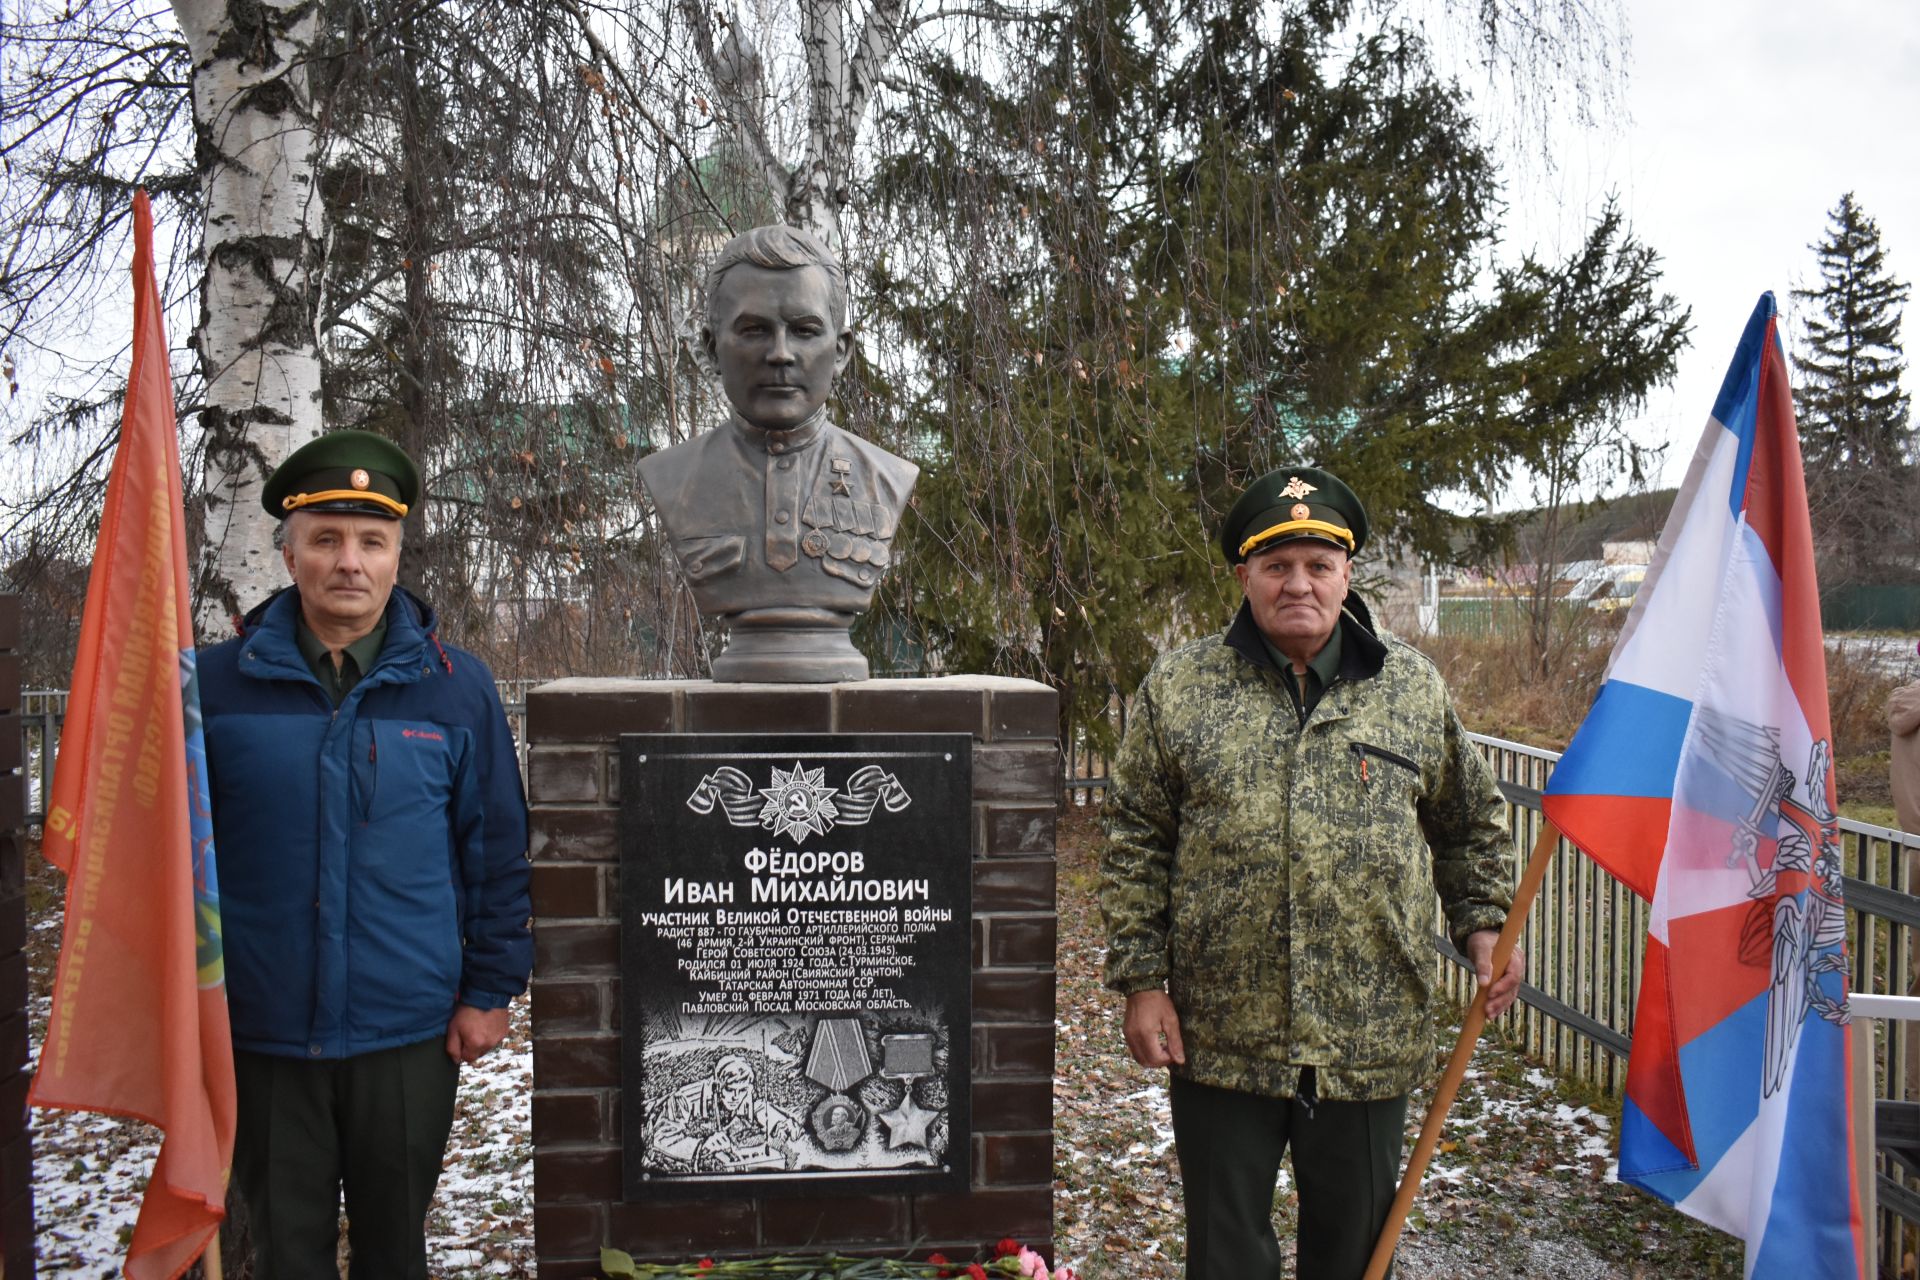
[
  {"xmin": 174, "ymin": 0, "xmax": 324, "ymax": 638},
  {"xmin": 673, "ymin": 0, "xmax": 906, "ymax": 245}
]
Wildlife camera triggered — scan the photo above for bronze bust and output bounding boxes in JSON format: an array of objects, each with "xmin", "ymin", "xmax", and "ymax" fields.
[{"xmin": 638, "ymin": 225, "xmax": 918, "ymax": 682}]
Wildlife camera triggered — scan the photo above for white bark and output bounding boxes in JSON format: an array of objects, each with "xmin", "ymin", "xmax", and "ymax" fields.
[{"xmin": 173, "ymin": 0, "xmax": 323, "ymax": 638}]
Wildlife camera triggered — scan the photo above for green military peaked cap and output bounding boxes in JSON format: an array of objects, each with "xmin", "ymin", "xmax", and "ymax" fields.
[
  {"xmin": 1220, "ymin": 465, "xmax": 1369, "ymax": 563},
  {"xmin": 261, "ymin": 430, "xmax": 420, "ymax": 521}
]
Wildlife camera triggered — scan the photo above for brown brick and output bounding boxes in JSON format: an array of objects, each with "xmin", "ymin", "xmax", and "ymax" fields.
[
  {"xmin": 528, "ymin": 682, "xmax": 676, "ymax": 743},
  {"xmin": 0, "ymin": 1191, "xmax": 33, "ymax": 1278},
  {"xmin": 972, "ymin": 743, "xmax": 1059, "ymax": 801},
  {"xmin": 533, "ymin": 1146, "xmax": 621, "ymax": 1202},
  {"xmin": 0, "ymin": 833, "xmax": 19, "ymax": 894},
  {"xmin": 0, "ymin": 1134, "xmax": 27, "ymax": 1212},
  {"xmin": 977, "ymin": 1132, "xmax": 1053, "ymax": 1186},
  {"xmin": 985, "ymin": 917, "xmax": 1056, "ymax": 967},
  {"xmin": 605, "ymin": 1197, "xmax": 760, "ymax": 1254},
  {"xmin": 0, "ymin": 1015, "xmax": 23, "ymax": 1079},
  {"xmin": 0, "ymin": 595, "xmax": 18, "ymax": 650},
  {"xmin": 0, "ymin": 713, "xmax": 18, "ymax": 773},
  {"xmin": 988, "ymin": 685, "xmax": 1058, "ymax": 740},
  {"xmin": 972, "ymin": 1078, "xmax": 1052, "ymax": 1131},
  {"xmin": 531, "ymin": 1090, "xmax": 606, "ymax": 1146},
  {"xmin": 760, "ymin": 1193, "xmax": 910, "ymax": 1248},
  {"xmin": 536, "ymin": 1258, "xmax": 606, "ymax": 1279},
  {"xmin": 685, "ymin": 686, "xmax": 833, "ymax": 733},
  {"xmin": 532, "ymin": 1034, "xmax": 621, "ymax": 1089},
  {"xmin": 982, "ymin": 805, "xmax": 1057, "ymax": 857},
  {"xmin": 533, "ymin": 921, "xmax": 619, "ymax": 976},
  {"xmin": 983, "ymin": 1025, "xmax": 1055, "ymax": 1076},
  {"xmin": 530, "ymin": 980, "xmax": 603, "ymax": 1034},
  {"xmin": 532, "ymin": 1202, "xmax": 606, "ymax": 1255},
  {"xmin": 0, "ymin": 781, "xmax": 19, "ymax": 836},
  {"xmin": 0, "ymin": 953, "xmax": 22, "ymax": 1024},
  {"xmin": 970, "ymin": 919, "xmax": 984, "ymax": 969},
  {"xmin": 0, "ymin": 657, "xmax": 17, "ymax": 713},
  {"xmin": 912, "ymin": 1186, "xmax": 1051, "ymax": 1246},
  {"xmin": 529, "ymin": 808, "xmax": 618, "ymax": 863},
  {"xmin": 0, "ymin": 896, "xmax": 20, "ymax": 959},
  {"xmin": 834, "ymin": 686, "xmax": 985, "ymax": 736},
  {"xmin": 532, "ymin": 864, "xmax": 602, "ymax": 918},
  {"xmin": 974, "ymin": 860, "xmax": 1055, "ymax": 914},
  {"xmin": 973, "ymin": 971, "xmax": 1055, "ymax": 1023},
  {"xmin": 528, "ymin": 747, "xmax": 602, "ymax": 804},
  {"xmin": 0, "ymin": 1065, "xmax": 29, "ymax": 1132}
]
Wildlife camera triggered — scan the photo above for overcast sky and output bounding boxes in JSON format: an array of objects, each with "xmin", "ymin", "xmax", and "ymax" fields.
[{"xmin": 1489, "ymin": 0, "xmax": 1920, "ymax": 496}]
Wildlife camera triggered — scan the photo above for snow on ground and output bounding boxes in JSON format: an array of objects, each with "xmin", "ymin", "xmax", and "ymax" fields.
[
  {"xmin": 28, "ymin": 994, "xmax": 537, "ymax": 1279},
  {"xmin": 27, "ymin": 809, "xmax": 1743, "ymax": 1277}
]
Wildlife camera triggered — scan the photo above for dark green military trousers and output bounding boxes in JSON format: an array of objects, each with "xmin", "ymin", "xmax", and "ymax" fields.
[
  {"xmin": 1170, "ymin": 1073, "xmax": 1407, "ymax": 1280},
  {"xmin": 233, "ymin": 1036, "xmax": 459, "ymax": 1280}
]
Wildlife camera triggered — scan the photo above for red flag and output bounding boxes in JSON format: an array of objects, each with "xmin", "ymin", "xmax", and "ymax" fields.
[{"xmin": 31, "ymin": 189, "xmax": 236, "ymax": 1280}]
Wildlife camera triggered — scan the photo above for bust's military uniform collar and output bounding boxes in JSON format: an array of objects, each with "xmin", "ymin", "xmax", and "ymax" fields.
[{"xmin": 729, "ymin": 406, "xmax": 828, "ymax": 455}]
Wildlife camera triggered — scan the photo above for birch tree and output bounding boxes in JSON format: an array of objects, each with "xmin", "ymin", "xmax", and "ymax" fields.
[{"xmin": 172, "ymin": 0, "xmax": 324, "ymax": 636}]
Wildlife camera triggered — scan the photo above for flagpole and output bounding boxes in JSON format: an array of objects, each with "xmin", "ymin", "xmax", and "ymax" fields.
[{"xmin": 1362, "ymin": 819, "xmax": 1562, "ymax": 1280}]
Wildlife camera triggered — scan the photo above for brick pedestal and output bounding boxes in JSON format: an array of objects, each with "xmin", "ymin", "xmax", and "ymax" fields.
[
  {"xmin": 0, "ymin": 596, "xmax": 33, "ymax": 1277},
  {"xmin": 525, "ymin": 676, "xmax": 1059, "ymax": 1277}
]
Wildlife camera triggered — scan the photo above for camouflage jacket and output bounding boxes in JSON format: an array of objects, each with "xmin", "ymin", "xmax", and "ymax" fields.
[{"xmin": 1099, "ymin": 597, "xmax": 1513, "ymax": 1100}]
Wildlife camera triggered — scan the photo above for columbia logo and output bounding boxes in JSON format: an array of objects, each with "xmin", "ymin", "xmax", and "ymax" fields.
[{"xmin": 401, "ymin": 728, "xmax": 445, "ymax": 741}]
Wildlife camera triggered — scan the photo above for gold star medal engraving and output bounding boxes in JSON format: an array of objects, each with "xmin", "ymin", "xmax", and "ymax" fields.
[
  {"xmin": 830, "ymin": 458, "xmax": 853, "ymax": 496},
  {"xmin": 350, "ymin": 468, "xmax": 371, "ymax": 490},
  {"xmin": 1280, "ymin": 475, "xmax": 1317, "ymax": 500}
]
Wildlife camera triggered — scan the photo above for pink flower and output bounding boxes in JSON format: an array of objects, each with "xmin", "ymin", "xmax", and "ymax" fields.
[
  {"xmin": 1052, "ymin": 1269, "xmax": 1079, "ymax": 1280},
  {"xmin": 1016, "ymin": 1247, "xmax": 1049, "ymax": 1280}
]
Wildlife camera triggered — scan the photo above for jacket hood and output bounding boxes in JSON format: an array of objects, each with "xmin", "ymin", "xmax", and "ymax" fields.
[
  {"xmin": 1892, "ymin": 680, "xmax": 1920, "ymax": 739},
  {"xmin": 238, "ymin": 583, "xmax": 439, "ymax": 639}
]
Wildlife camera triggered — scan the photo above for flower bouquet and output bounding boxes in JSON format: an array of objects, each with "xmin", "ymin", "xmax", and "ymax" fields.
[{"xmin": 599, "ymin": 1237, "xmax": 1079, "ymax": 1280}]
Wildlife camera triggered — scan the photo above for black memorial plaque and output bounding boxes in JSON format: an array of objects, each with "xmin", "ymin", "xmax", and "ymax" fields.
[{"xmin": 618, "ymin": 733, "xmax": 972, "ymax": 1198}]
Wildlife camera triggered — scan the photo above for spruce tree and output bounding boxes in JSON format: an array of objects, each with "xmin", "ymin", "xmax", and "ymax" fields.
[{"xmin": 1791, "ymin": 192, "xmax": 1913, "ymax": 580}]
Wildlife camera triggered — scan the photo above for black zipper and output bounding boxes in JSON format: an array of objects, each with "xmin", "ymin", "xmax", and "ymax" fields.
[{"xmin": 1350, "ymin": 741, "xmax": 1419, "ymax": 785}]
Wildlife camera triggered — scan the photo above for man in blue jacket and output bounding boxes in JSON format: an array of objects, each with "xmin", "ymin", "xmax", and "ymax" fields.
[{"xmin": 198, "ymin": 431, "xmax": 533, "ymax": 1279}]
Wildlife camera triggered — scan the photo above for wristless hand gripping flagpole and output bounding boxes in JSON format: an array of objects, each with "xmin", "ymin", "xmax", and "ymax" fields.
[{"xmin": 1362, "ymin": 820, "xmax": 1562, "ymax": 1280}]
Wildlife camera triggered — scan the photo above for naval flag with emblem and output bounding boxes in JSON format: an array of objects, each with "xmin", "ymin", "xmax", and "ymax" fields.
[
  {"xmin": 30, "ymin": 189, "xmax": 236, "ymax": 1279},
  {"xmin": 1542, "ymin": 293, "xmax": 1863, "ymax": 1276}
]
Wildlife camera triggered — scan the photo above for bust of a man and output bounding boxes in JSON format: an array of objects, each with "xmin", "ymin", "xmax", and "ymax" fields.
[{"xmin": 638, "ymin": 225, "xmax": 918, "ymax": 682}]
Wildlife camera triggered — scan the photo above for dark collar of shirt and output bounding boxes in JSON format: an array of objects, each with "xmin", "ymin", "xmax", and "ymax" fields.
[
  {"xmin": 1260, "ymin": 623, "xmax": 1343, "ymax": 722},
  {"xmin": 728, "ymin": 406, "xmax": 827, "ymax": 456},
  {"xmin": 296, "ymin": 615, "xmax": 388, "ymax": 707}
]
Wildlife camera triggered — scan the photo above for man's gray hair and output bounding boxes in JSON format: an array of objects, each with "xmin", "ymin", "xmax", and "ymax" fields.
[{"xmin": 704, "ymin": 224, "xmax": 848, "ymax": 332}]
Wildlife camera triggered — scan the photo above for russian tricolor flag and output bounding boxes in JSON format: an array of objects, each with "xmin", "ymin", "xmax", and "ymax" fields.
[{"xmin": 1543, "ymin": 294, "xmax": 1865, "ymax": 1277}]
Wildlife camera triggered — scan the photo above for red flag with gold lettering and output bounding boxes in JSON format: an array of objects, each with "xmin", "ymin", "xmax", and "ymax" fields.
[{"xmin": 31, "ymin": 189, "xmax": 235, "ymax": 1279}]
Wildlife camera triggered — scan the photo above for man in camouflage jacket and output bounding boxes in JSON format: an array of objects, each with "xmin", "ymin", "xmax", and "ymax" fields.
[{"xmin": 1099, "ymin": 466, "xmax": 1523, "ymax": 1280}]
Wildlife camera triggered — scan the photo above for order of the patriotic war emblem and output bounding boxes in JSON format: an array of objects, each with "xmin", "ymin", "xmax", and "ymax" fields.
[{"xmin": 686, "ymin": 761, "xmax": 911, "ymax": 842}]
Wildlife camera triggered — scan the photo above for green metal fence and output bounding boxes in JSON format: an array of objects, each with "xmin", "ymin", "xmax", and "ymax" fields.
[{"xmin": 1824, "ymin": 585, "xmax": 1920, "ymax": 632}]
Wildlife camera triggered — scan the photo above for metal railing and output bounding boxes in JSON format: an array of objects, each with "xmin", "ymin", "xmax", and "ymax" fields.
[{"xmin": 21, "ymin": 690, "xmax": 65, "ymax": 827}]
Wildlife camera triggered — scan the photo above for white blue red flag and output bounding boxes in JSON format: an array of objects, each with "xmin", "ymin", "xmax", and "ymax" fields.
[{"xmin": 1542, "ymin": 293, "xmax": 1864, "ymax": 1277}]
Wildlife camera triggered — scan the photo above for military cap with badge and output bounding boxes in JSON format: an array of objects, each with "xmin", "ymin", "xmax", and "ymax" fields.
[
  {"xmin": 261, "ymin": 430, "xmax": 421, "ymax": 521},
  {"xmin": 1220, "ymin": 465, "xmax": 1370, "ymax": 563}
]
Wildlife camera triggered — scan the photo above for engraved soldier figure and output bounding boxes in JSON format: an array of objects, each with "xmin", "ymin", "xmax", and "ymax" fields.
[{"xmin": 638, "ymin": 224, "xmax": 918, "ymax": 681}]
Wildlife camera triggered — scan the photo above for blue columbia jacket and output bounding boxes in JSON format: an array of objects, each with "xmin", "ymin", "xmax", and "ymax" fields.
[{"xmin": 199, "ymin": 586, "xmax": 533, "ymax": 1059}]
